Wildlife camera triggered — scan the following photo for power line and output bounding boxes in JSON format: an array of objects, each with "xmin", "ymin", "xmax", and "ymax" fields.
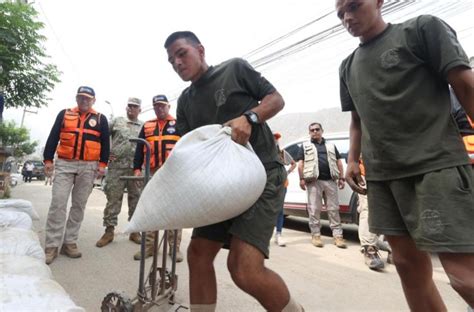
[
  {"xmin": 249, "ymin": 0, "xmax": 415, "ymax": 70},
  {"xmin": 243, "ymin": 9, "xmax": 336, "ymax": 59}
]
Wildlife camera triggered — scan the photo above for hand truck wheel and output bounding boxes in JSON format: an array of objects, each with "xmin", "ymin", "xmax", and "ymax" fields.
[{"xmin": 101, "ymin": 291, "xmax": 133, "ymax": 312}]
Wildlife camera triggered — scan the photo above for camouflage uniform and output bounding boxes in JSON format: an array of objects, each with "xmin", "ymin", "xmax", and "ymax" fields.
[{"xmin": 103, "ymin": 116, "xmax": 143, "ymax": 227}]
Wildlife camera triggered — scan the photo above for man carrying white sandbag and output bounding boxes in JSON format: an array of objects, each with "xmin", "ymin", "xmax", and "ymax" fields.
[
  {"xmin": 164, "ymin": 31, "xmax": 303, "ymax": 312},
  {"xmin": 132, "ymin": 94, "xmax": 183, "ymax": 262}
]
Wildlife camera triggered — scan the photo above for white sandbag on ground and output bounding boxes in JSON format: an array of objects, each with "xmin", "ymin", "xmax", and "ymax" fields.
[
  {"xmin": 126, "ymin": 125, "xmax": 267, "ymax": 232},
  {"xmin": 0, "ymin": 227, "xmax": 45, "ymax": 261},
  {"xmin": 0, "ymin": 254, "xmax": 52, "ymax": 279},
  {"xmin": 0, "ymin": 210, "xmax": 32, "ymax": 230},
  {"xmin": 0, "ymin": 199, "xmax": 39, "ymax": 220},
  {"xmin": 0, "ymin": 274, "xmax": 85, "ymax": 312}
]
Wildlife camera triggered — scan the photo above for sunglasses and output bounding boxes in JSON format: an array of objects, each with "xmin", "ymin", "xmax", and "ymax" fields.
[
  {"xmin": 128, "ymin": 104, "xmax": 140, "ymax": 108},
  {"xmin": 309, "ymin": 128, "xmax": 321, "ymax": 132}
]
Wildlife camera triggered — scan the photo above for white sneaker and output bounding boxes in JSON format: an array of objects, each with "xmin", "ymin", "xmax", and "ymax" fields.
[{"xmin": 275, "ymin": 234, "xmax": 286, "ymax": 247}]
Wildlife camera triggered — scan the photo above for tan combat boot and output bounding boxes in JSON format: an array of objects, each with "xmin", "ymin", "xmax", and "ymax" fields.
[
  {"xmin": 45, "ymin": 247, "xmax": 58, "ymax": 265},
  {"xmin": 60, "ymin": 243, "xmax": 82, "ymax": 258},
  {"xmin": 311, "ymin": 235, "xmax": 324, "ymax": 248},
  {"xmin": 133, "ymin": 246, "xmax": 154, "ymax": 260},
  {"xmin": 96, "ymin": 226, "xmax": 114, "ymax": 247},
  {"xmin": 129, "ymin": 232, "xmax": 141, "ymax": 244},
  {"xmin": 334, "ymin": 236, "xmax": 347, "ymax": 249}
]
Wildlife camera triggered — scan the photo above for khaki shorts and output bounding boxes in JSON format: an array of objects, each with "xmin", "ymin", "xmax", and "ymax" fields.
[
  {"xmin": 192, "ymin": 166, "xmax": 287, "ymax": 258},
  {"xmin": 367, "ymin": 165, "xmax": 474, "ymax": 253}
]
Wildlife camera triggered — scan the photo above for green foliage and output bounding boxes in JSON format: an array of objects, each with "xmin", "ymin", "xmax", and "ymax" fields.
[
  {"xmin": 0, "ymin": 2, "xmax": 60, "ymax": 110},
  {"xmin": 0, "ymin": 120, "xmax": 38, "ymax": 157}
]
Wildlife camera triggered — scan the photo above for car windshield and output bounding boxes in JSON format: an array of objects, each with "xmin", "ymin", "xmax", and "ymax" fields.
[
  {"xmin": 326, "ymin": 138, "xmax": 349, "ymax": 161},
  {"xmin": 23, "ymin": 161, "xmax": 44, "ymax": 169}
]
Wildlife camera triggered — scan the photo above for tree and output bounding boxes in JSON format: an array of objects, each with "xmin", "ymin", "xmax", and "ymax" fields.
[
  {"xmin": 0, "ymin": 120, "xmax": 38, "ymax": 157},
  {"xmin": 0, "ymin": 2, "xmax": 60, "ymax": 121}
]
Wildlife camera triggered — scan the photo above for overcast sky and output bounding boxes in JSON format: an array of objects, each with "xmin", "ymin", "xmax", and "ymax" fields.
[{"xmin": 4, "ymin": 0, "xmax": 473, "ymax": 152}]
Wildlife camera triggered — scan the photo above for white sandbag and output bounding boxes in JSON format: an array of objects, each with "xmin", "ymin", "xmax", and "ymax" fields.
[
  {"xmin": 0, "ymin": 210, "xmax": 32, "ymax": 230},
  {"xmin": 0, "ymin": 254, "xmax": 52, "ymax": 279},
  {"xmin": 0, "ymin": 227, "xmax": 45, "ymax": 261},
  {"xmin": 126, "ymin": 125, "xmax": 267, "ymax": 232},
  {"xmin": 0, "ymin": 274, "xmax": 84, "ymax": 312},
  {"xmin": 0, "ymin": 199, "xmax": 39, "ymax": 220}
]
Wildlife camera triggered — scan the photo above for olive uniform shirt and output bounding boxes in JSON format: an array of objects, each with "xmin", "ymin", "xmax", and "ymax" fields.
[
  {"xmin": 176, "ymin": 58, "xmax": 282, "ymax": 168},
  {"xmin": 339, "ymin": 15, "xmax": 470, "ymax": 181}
]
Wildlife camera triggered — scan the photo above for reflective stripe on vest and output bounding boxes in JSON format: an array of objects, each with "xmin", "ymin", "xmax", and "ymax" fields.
[
  {"xmin": 302, "ymin": 141, "xmax": 340, "ymax": 181},
  {"xmin": 56, "ymin": 108, "xmax": 102, "ymax": 161},
  {"xmin": 143, "ymin": 119, "xmax": 180, "ymax": 169}
]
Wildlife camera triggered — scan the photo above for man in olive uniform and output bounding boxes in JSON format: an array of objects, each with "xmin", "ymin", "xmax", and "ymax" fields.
[{"xmin": 96, "ymin": 97, "xmax": 144, "ymax": 247}]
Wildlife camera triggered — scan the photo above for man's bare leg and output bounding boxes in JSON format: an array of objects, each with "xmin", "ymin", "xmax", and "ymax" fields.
[
  {"xmin": 227, "ymin": 237, "xmax": 294, "ymax": 312},
  {"xmin": 188, "ymin": 237, "xmax": 223, "ymax": 304},
  {"xmin": 438, "ymin": 253, "xmax": 474, "ymax": 307},
  {"xmin": 386, "ymin": 235, "xmax": 446, "ymax": 312}
]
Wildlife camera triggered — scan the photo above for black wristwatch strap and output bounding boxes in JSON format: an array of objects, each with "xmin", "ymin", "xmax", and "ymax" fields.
[{"xmin": 243, "ymin": 111, "xmax": 260, "ymax": 125}]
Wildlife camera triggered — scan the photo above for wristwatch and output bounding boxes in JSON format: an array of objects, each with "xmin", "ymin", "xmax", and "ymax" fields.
[{"xmin": 243, "ymin": 111, "xmax": 260, "ymax": 125}]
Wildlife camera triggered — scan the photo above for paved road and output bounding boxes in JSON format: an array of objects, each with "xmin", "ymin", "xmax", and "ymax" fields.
[{"xmin": 11, "ymin": 181, "xmax": 467, "ymax": 311}]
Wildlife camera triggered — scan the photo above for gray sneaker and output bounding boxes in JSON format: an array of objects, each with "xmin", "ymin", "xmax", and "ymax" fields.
[
  {"xmin": 376, "ymin": 239, "xmax": 392, "ymax": 253},
  {"xmin": 362, "ymin": 245, "xmax": 384, "ymax": 270}
]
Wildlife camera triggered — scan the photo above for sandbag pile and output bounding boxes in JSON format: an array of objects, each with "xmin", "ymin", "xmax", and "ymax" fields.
[
  {"xmin": 0, "ymin": 199, "xmax": 84, "ymax": 311},
  {"xmin": 126, "ymin": 125, "xmax": 267, "ymax": 232}
]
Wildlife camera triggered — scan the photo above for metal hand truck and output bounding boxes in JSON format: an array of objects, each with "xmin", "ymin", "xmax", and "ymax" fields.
[{"xmin": 101, "ymin": 138, "xmax": 188, "ymax": 311}]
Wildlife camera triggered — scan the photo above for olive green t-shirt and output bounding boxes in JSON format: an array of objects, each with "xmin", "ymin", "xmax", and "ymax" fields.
[
  {"xmin": 339, "ymin": 15, "xmax": 470, "ymax": 181},
  {"xmin": 176, "ymin": 58, "xmax": 281, "ymax": 167}
]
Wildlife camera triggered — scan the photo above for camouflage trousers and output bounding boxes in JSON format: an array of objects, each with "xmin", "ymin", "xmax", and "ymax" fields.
[
  {"xmin": 145, "ymin": 229, "xmax": 182, "ymax": 250},
  {"xmin": 102, "ymin": 167, "xmax": 141, "ymax": 227}
]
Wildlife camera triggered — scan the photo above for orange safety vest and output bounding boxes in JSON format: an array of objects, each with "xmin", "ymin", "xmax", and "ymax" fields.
[
  {"xmin": 143, "ymin": 116, "xmax": 180, "ymax": 170},
  {"xmin": 56, "ymin": 107, "xmax": 102, "ymax": 161},
  {"xmin": 463, "ymin": 116, "xmax": 474, "ymax": 164}
]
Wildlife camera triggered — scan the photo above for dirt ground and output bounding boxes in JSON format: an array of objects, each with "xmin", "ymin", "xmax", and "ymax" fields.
[{"xmin": 11, "ymin": 181, "xmax": 468, "ymax": 312}]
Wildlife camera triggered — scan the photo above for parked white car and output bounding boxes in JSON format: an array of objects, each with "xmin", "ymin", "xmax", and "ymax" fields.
[{"xmin": 283, "ymin": 132, "xmax": 359, "ymax": 225}]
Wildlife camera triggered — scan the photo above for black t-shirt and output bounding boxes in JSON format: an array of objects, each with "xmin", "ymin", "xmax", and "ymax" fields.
[
  {"xmin": 296, "ymin": 138, "xmax": 341, "ymax": 180},
  {"xmin": 176, "ymin": 58, "xmax": 281, "ymax": 167},
  {"xmin": 339, "ymin": 15, "xmax": 470, "ymax": 180}
]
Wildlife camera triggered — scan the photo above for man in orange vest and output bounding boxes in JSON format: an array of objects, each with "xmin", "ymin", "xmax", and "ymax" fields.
[
  {"xmin": 132, "ymin": 94, "xmax": 182, "ymax": 262},
  {"xmin": 43, "ymin": 86, "xmax": 110, "ymax": 265}
]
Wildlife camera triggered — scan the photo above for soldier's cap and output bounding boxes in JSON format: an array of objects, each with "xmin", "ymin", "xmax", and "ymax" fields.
[
  {"xmin": 273, "ymin": 132, "xmax": 282, "ymax": 140},
  {"xmin": 127, "ymin": 97, "xmax": 141, "ymax": 106},
  {"xmin": 152, "ymin": 94, "xmax": 169, "ymax": 105},
  {"xmin": 76, "ymin": 86, "xmax": 95, "ymax": 98}
]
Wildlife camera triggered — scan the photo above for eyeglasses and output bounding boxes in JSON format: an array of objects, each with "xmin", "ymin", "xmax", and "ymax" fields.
[
  {"xmin": 309, "ymin": 128, "xmax": 321, "ymax": 132},
  {"xmin": 127, "ymin": 104, "xmax": 140, "ymax": 108}
]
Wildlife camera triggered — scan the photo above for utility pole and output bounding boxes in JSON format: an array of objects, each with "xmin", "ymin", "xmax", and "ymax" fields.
[
  {"xmin": 20, "ymin": 108, "xmax": 38, "ymax": 127},
  {"xmin": 0, "ymin": 64, "xmax": 3, "ymax": 123},
  {"xmin": 105, "ymin": 100, "xmax": 114, "ymax": 121}
]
